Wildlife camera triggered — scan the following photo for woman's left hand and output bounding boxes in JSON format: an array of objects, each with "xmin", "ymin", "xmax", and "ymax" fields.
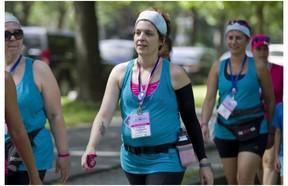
[
  {"xmin": 199, "ymin": 166, "xmax": 214, "ymax": 185},
  {"xmin": 55, "ymin": 157, "xmax": 71, "ymax": 183}
]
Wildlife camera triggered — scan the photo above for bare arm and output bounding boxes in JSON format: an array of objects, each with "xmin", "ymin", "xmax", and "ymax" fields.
[
  {"xmin": 201, "ymin": 61, "xmax": 219, "ymax": 143},
  {"xmin": 274, "ymin": 128, "xmax": 281, "ymax": 171},
  {"xmin": 5, "ymin": 72, "xmax": 42, "ymax": 185},
  {"xmin": 82, "ymin": 63, "xmax": 128, "ymax": 171},
  {"xmin": 33, "ymin": 61, "xmax": 70, "ymax": 182},
  {"xmin": 255, "ymin": 60, "xmax": 275, "ymax": 130}
]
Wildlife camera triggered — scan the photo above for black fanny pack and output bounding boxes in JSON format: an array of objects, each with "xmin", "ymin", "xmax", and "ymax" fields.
[
  {"xmin": 5, "ymin": 128, "xmax": 42, "ymax": 175},
  {"xmin": 229, "ymin": 104, "xmax": 263, "ymax": 118},
  {"xmin": 217, "ymin": 116, "xmax": 263, "ymax": 141}
]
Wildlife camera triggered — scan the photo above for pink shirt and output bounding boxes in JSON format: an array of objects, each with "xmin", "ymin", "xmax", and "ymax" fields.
[
  {"xmin": 131, "ymin": 80, "xmax": 159, "ymax": 96},
  {"xmin": 263, "ymin": 64, "xmax": 283, "ymax": 118}
]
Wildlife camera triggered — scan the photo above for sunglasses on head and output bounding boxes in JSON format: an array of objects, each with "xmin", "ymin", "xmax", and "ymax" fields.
[
  {"xmin": 228, "ymin": 20, "xmax": 251, "ymax": 32},
  {"xmin": 252, "ymin": 36, "xmax": 270, "ymax": 44},
  {"xmin": 5, "ymin": 29, "xmax": 24, "ymax": 41}
]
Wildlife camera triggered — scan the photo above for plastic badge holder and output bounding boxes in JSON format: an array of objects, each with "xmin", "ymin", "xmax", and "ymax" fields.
[{"xmin": 176, "ymin": 130, "xmax": 196, "ymax": 167}]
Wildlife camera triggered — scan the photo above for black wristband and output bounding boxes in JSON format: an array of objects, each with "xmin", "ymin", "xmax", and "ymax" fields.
[{"xmin": 199, "ymin": 162, "xmax": 211, "ymax": 168}]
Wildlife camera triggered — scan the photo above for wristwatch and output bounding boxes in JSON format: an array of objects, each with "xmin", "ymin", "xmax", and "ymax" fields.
[{"xmin": 199, "ymin": 162, "xmax": 211, "ymax": 168}]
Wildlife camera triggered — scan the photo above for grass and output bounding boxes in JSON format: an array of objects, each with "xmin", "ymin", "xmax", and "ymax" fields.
[
  {"xmin": 61, "ymin": 85, "xmax": 208, "ymax": 127},
  {"xmin": 192, "ymin": 85, "xmax": 207, "ymax": 108},
  {"xmin": 61, "ymin": 97, "xmax": 101, "ymax": 128}
]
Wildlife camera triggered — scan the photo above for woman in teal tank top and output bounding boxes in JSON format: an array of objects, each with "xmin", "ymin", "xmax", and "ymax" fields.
[
  {"xmin": 81, "ymin": 7, "xmax": 213, "ymax": 185},
  {"xmin": 201, "ymin": 20, "xmax": 275, "ymax": 184},
  {"xmin": 5, "ymin": 13, "xmax": 71, "ymax": 184}
]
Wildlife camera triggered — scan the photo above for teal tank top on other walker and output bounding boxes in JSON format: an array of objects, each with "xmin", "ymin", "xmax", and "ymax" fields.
[
  {"xmin": 120, "ymin": 58, "xmax": 186, "ymax": 174},
  {"xmin": 215, "ymin": 57, "xmax": 268, "ymax": 139},
  {"xmin": 5, "ymin": 57, "xmax": 54, "ymax": 170}
]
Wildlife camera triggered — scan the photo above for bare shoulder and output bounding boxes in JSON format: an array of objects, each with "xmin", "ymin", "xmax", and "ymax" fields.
[
  {"xmin": 169, "ymin": 62, "xmax": 187, "ymax": 78},
  {"xmin": 253, "ymin": 58, "xmax": 267, "ymax": 78},
  {"xmin": 169, "ymin": 62, "xmax": 191, "ymax": 89},
  {"xmin": 108, "ymin": 61, "xmax": 131, "ymax": 88},
  {"xmin": 110, "ymin": 62, "xmax": 130, "ymax": 80},
  {"xmin": 210, "ymin": 60, "xmax": 220, "ymax": 74},
  {"xmin": 112, "ymin": 62, "xmax": 129, "ymax": 73},
  {"xmin": 32, "ymin": 59, "xmax": 53, "ymax": 75}
]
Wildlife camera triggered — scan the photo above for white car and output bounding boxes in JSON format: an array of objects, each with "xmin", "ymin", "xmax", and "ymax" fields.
[
  {"xmin": 170, "ymin": 46, "xmax": 217, "ymax": 84},
  {"xmin": 268, "ymin": 44, "xmax": 283, "ymax": 66}
]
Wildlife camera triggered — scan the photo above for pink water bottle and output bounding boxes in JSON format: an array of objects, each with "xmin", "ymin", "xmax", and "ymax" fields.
[{"xmin": 176, "ymin": 129, "xmax": 196, "ymax": 167}]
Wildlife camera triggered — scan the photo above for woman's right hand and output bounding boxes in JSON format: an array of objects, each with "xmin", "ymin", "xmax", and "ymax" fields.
[
  {"xmin": 201, "ymin": 126, "xmax": 210, "ymax": 144},
  {"xmin": 81, "ymin": 150, "xmax": 97, "ymax": 172}
]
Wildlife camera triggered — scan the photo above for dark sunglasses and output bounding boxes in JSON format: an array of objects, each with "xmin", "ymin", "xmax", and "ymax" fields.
[
  {"xmin": 228, "ymin": 20, "xmax": 251, "ymax": 32},
  {"xmin": 5, "ymin": 29, "xmax": 24, "ymax": 41},
  {"xmin": 252, "ymin": 36, "xmax": 270, "ymax": 44}
]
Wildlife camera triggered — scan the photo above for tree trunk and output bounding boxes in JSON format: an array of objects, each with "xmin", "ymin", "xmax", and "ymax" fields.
[
  {"xmin": 74, "ymin": 1, "xmax": 103, "ymax": 101},
  {"xmin": 21, "ymin": 2, "xmax": 33, "ymax": 26},
  {"xmin": 190, "ymin": 7, "xmax": 198, "ymax": 46},
  {"xmin": 57, "ymin": 2, "xmax": 67, "ymax": 30},
  {"xmin": 255, "ymin": 2, "xmax": 264, "ymax": 34}
]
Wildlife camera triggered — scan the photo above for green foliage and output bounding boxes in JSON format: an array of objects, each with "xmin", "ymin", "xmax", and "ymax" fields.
[
  {"xmin": 193, "ymin": 85, "xmax": 207, "ymax": 108},
  {"xmin": 6, "ymin": 1, "xmax": 283, "ymax": 45},
  {"xmin": 61, "ymin": 97, "xmax": 100, "ymax": 127}
]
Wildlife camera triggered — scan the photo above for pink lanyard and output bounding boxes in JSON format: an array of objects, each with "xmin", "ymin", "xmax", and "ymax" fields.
[{"xmin": 136, "ymin": 57, "xmax": 161, "ymax": 114}]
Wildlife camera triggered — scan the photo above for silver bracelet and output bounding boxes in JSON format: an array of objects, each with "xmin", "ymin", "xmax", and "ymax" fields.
[{"xmin": 199, "ymin": 162, "xmax": 211, "ymax": 168}]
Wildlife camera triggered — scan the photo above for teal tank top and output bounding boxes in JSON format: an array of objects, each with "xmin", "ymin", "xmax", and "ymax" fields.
[
  {"xmin": 5, "ymin": 58, "xmax": 53, "ymax": 170},
  {"xmin": 120, "ymin": 58, "xmax": 186, "ymax": 174},
  {"xmin": 215, "ymin": 57, "xmax": 268, "ymax": 139}
]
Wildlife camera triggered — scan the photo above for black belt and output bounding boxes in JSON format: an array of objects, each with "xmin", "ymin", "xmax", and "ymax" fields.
[{"xmin": 124, "ymin": 143, "xmax": 176, "ymax": 155}]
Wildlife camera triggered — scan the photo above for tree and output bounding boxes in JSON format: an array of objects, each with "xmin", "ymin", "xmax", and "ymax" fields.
[{"xmin": 74, "ymin": 1, "xmax": 104, "ymax": 101}]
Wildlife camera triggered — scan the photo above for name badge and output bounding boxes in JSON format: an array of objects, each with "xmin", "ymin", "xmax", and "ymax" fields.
[
  {"xmin": 217, "ymin": 95, "xmax": 237, "ymax": 120},
  {"xmin": 129, "ymin": 112, "xmax": 151, "ymax": 139}
]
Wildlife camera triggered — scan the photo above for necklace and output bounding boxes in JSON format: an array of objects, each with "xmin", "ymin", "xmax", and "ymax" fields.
[
  {"xmin": 9, "ymin": 55, "xmax": 22, "ymax": 74},
  {"xmin": 136, "ymin": 57, "xmax": 161, "ymax": 114},
  {"xmin": 228, "ymin": 55, "xmax": 247, "ymax": 95}
]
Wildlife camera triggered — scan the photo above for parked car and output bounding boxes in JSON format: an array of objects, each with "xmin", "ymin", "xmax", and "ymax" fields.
[
  {"xmin": 219, "ymin": 44, "xmax": 283, "ymax": 66},
  {"xmin": 170, "ymin": 46, "xmax": 218, "ymax": 85},
  {"xmin": 99, "ymin": 39, "xmax": 137, "ymax": 65},
  {"xmin": 268, "ymin": 44, "xmax": 283, "ymax": 66},
  {"xmin": 22, "ymin": 26, "xmax": 76, "ymax": 95}
]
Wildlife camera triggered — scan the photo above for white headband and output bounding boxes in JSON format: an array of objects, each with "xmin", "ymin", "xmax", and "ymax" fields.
[
  {"xmin": 135, "ymin": 10, "xmax": 167, "ymax": 36},
  {"xmin": 226, "ymin": 23, "xmax": 250, "ymax": 38},
  {"xmin": 5, "ymin": 13, "xmax": 21, "ymax": 26}
]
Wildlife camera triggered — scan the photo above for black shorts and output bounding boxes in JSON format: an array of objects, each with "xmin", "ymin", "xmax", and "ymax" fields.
[
  {"xmin": 214, "ymin": 134, "xmax": 268, "ymax": 158},
  {"xmin": 5, "ymin": 170, "xmax": 46, "ymax": 185}
]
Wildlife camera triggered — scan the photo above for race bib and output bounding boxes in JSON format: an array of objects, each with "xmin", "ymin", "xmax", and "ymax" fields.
[
  {"xmin": 129, "ymin": 112, "xmax": 151, "ymax": 139},
  {"xmin": 217, "ymin": 95, "xmax": 237, "ymax": 120}
]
